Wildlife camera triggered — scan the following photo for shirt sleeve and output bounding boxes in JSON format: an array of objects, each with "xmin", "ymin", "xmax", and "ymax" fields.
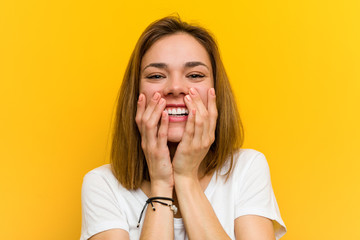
[
  {"xmin": 235, "ymin": 151, "xmax": 287, "ymax": 239},
  {"xmin": 80, "ymin": 171, "xmax": 129, "ymax": 240}
]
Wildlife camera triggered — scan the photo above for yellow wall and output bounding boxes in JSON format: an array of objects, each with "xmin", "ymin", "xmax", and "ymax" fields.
[{"xmin": 1, "ymin": 0, "xmax": 359, "ymax": 239}]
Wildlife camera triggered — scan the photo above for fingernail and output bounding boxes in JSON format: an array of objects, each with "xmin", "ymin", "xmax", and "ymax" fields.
[
  {"xmin": 210, "ymin": 88, "xmax": 215, "ymax": 96},
  {"xmin": 162, "ymin": 111, "xmax": 167, "ymax": 118},
  {"xmin": 185, "ymin": 95, "xmax": 191, "ymax": 102},
  {"xmin": 153, "ymin": 92, "xmax": 160, "ymax": 100},
  {"xmin": 138, "ymin": 94, "xmax": 143, "ymax": 102},
  {"xmin": 159, "ymin": 98, "xmax": 165, "ymax": 105},
  {"xmin": 190, "ymin": 88, "xmax": 196, "ymax": 95}
]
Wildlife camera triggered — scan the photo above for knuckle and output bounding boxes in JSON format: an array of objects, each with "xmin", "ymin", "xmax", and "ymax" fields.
[
  {"xmin": 213, "ymin": 110, "xmax": 218, "ymax": 118},
  {"xmin": 148, "ymin": 142, "xmax": 156, "ymax": 150},
  {"xmin": 182, "ymin": 147, "xmax": 191, "ymax": 155},
  {"xmin": 202, "ymin": 111, "xmax": 209, "ymax": 118},
  {"xmin": 193, "ymin": 144, "xmax": 202, "ymax": 151},
  {"xmin": 135, "ymin": 116, "xmax": 141, "ymax": 125},
  {"xmin": 158, "ymin": 131, "xmax": 167, "ymax": 138},
  {"xmin": 201, "ymin": 140, "xmax": 210, "ymax": 149},
  {"xmin": 195, "ymin": 120, "xmax": 203, "ymax": 128},
  {"xmin": 201, "ymin": 145, "xmax": 209, "ymax": 151},
  {"xmin": 145, "ymin": 121, "xmax": 154, "ymax": 130},
  {"xmin": 140, "ymin": 116, "xmax": 147, "ymax": 124},
  {"xmin": 187, "ymin": 127, "xmax": 195, "ymax": 135},
  {"xmin": 141, "ymin": 141, "xmax": 146, "ymax": 150},
  {"xmin": 153, "ymin": 152, "xmax": 161, "ymax": 159},
  {"xmin": 210, "ymin": 134, "xmax": 215, "ymax": 143}
]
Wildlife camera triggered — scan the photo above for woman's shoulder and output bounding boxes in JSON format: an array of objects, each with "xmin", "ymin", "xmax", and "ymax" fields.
[
  {"xmin": 82, "ymin": 164, "xmax": 120, "ymax": 189},
  {"xmin": 84, "ymin": 164, "xmax": 113, "ymax": 179},
  {"xmin": 221, "ymin": 148, "xmax": 269, "ymax": 176},
  {"xmin": 85, "ymin": 163, "xmax": 112, "ymax": 175},
  {"xmin": 235, "ymin": 148, "xmax": 265, "ymax": 159}
]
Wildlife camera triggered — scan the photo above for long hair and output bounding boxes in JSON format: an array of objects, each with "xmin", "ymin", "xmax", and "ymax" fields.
[{"xmin": 111, "ymin": 16, "xmax": 244, "ymax": 189}]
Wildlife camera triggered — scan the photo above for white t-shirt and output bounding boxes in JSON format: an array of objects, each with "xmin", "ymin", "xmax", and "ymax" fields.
[{"xmin": 80, "ymin": 149, "xmax": 287, "ymax": 240}]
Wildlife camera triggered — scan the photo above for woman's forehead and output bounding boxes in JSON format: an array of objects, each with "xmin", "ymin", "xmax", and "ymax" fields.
[{"xmin": 141, "ymin": 33, "xmax": 212, "ymax": 70}]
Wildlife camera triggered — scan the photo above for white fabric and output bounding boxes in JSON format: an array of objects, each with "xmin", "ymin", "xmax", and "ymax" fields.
[{"xmin": 80, "ymin": 149, "xmax": 287, "ymax": 240}]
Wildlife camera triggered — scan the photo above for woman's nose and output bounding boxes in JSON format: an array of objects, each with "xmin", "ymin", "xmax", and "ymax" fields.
[{"xmin": 163, "ymin": 75, "xmax": 188, "ymax": 96}]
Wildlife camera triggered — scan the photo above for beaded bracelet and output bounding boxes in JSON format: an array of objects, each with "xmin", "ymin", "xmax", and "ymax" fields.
[{"xmin": 137, "ymin": 197, "xmax": 178, "ymax": 228}]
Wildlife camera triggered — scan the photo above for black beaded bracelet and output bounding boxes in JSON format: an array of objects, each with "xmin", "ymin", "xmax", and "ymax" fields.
[{"xmin": 137, "ymin": 197, "xmax": 178, "ymax": 228}]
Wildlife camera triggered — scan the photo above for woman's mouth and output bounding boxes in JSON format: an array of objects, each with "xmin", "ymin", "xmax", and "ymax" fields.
[
  {"xmin": 165, "ymin": 107, "xmax": 189, "ymax": 116},
  {"xmin": 165, "ymin": 107, "xmax": 189, "ymax": 122}
]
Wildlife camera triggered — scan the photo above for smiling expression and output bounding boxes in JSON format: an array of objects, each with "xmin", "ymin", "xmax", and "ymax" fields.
[{"xmin": 139, "ymin": 33, "xmax": 214, "ymax": 142}]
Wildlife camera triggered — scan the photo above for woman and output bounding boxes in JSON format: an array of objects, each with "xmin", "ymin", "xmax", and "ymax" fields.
[{"xmin": 81, "ymin": 16, "xmax": 286, "ymax": 240}]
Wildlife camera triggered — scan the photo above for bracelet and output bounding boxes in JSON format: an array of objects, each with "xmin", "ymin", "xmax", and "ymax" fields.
[{"xmin": 137, "ymin": 197, "xmax": 178, "ymax": 228}]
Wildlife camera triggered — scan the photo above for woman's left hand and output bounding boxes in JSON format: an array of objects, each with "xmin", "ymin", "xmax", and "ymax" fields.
[{"xmin": 172, "ymin": 87, "xmax": 218, "ymax": 178}]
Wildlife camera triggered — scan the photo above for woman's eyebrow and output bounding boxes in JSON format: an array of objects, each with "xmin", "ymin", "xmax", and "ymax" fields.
[
  {"xmin": 142, "ymin": 61, "xmax": 209, "ymax": 72},
  {"xmin": 142, "ymin": 63, "xmax": 167, "ymax": 72},
  {"xmin": 184, "ymin": 61, "xmax": 209, "ymax": 70}
]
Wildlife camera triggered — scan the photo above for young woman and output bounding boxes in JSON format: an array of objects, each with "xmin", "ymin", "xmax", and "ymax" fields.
[{"xmin": 80, "ymin": 16, "xmax": 286, "ymax": 240}]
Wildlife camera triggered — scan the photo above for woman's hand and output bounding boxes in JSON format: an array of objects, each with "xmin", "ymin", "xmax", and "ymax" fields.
[
  {"xmin": 172, "ymin": 88, "xmax": 218, "ymax": 178},
  {"xmin": 135, "ymin": 92, "xmax": 174, "ymax": 192}
]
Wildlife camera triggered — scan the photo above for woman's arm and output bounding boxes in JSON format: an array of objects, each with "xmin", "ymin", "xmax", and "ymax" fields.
[
  {"xmin": 86, "ymin": 93, "xmax": 173, "ymax": 240},
  {"xmin": 174, "ymin": 175, "xmax": 276, "ymax": 240},
  {"xmin": 234, "ymin": 215, "xmax": 275, "ymax": 240},
  {"xmin": 85, "ymin": 186, "xmax": 175, "ymax": 240},
  {"xmin": 173, "ymin": 88, "xmax": 230, "ymax": 239},
  {"xmin": 136, "ymin": 93, "xmax": 175, "ymax": 240},
  {"xmin": 139, "ymin": 184, "xmax": 174, "ymax": 240},
  {"xmin": 174, "ymin": 175, "xmax": 231, "ymax": 240},
  {"xmin": 89, "ymin": 229, "xmax": 129, "ymax": 240},
  {"xmin": 81, "ymin": 170, "xmax": 131, "ymax": 240}
]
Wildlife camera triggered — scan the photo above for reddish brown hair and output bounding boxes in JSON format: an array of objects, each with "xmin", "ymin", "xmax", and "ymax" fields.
[{"xmin": 111, "ymin": 16, "xmax": 244, "ymax": 189}]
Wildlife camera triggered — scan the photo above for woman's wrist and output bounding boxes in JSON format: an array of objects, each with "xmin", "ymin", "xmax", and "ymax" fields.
[
  {"xmin": 150, "ymin": 181, "xmax": 174, "ymax": 198},
  {"xmin": 173, "ymin": 173, "xmax": 200, "ymax": 190}
]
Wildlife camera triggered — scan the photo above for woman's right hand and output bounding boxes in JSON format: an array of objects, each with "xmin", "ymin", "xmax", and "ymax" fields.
[{"xmin": 135, "ymin": 92, "xmax": 174, "ymax": 193}]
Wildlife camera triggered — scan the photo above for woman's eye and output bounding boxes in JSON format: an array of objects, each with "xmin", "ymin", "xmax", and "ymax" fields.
[
  {"xmin": 147, "ymin": 75, "xmax": 164, "ymax": 79},
  {"xmin": 188, "ymin": 74, "xmax": 205, "ymax": 79}
]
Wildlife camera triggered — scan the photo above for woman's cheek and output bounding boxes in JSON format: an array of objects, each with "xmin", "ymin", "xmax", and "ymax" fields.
[
  {"xmin": 196, "ymin": 88, "xmax": 210, "ymax": 107},
  {"xmin": 140, "ymin": 85, "xmax": 161, "ymax": 107}
]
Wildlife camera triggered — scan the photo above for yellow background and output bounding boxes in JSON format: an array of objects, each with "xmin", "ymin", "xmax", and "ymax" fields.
[{"xmin": 1, "ymin": 0, "xmax": 359, "ymax": 239}]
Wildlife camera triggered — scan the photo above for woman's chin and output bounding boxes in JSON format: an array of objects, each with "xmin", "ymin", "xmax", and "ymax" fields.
[{"xmin": 167, "ymin": 132, "xmax": 184, "ymax": 143}]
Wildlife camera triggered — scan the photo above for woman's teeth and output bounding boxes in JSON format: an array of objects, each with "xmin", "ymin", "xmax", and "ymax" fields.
[{"xmin": 166, "ymin": 107, "xmax": 189, "ymax": 116}]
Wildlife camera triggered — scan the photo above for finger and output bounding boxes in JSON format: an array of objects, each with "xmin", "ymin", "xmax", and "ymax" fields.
[
  {"xmin": 193, "ymin": 109, "xmax": 204, "ymax": 146},
  {"xmin": 157, "ymin": 111, "xmax": 169, "ymax": 148},
  {"xmin": 182, "ymin": 95, "xmax": 196, "ymax": 144},
  {"xmin": 189, "ymin": 88, "xmax": 208, "ymax": 116},
  {"xmin": 135, "ymin": 93, "xmax": 146, "ymax": 132},
  {"xmin": 189, "ymin": 88, "xmax": 208, "ymax": 143},
  {"xmin": 142, "ymin": 92, "xmax": 162, "ymax": 119},
  {"xmin": 146, "ymin": 98, "xmax": 166, "ymax": 142},
  {"xmin": 141, "ymin": 92, "xmax": 161, "ymax": 133},
  {"xmin": 207, "ymin": 88, "xmax": 218, "ymax": 139}
]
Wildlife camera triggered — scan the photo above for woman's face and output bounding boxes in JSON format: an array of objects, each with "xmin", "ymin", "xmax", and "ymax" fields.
[{"xmin": 139, "ymin": 33, "xmax": 214, "ymax": 142}]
